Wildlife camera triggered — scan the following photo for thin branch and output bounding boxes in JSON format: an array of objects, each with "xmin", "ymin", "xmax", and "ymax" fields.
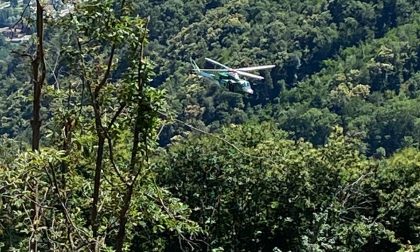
[
  {"xmin": 106, "ymin": 102, "xmax": 126, "ymax": 130},
  {"xmin": 75, "ymin": 36, "xmax": 88, "ymax": 131},
  {"xmin": 92, "ymin": 0, "xmax": 129, "ymax": 96},
  {"xmin": 114, "ymin": 16, "xmax": 149, "ymax": 251},
  {"xmin": 1, "ymin": 194, "xmax": 55, "ymax": 210},
  {"xmin": 104, "ymin": 132, "xmax": 129, "ymax": 185},
  {"xmin": 11, "ymin": 0, "xmax": 31, "ymax": 30},
  {"xmin": 94, "ymin": 45, "xmax": 116, "ymax": 95},
  {"xmin": 11, "ymin": 50, "xmax": 33, "ymax": 60},
  {"xmin": 148, "ymin": 184, "xmax": 200, "ymax": 250},
  {"xmin": 45, "ymin": 51, "xmax": 61, "ymax": 89},
  {"xmin": 157, "ymin": 111, "xmax": 257, "ymax": 159},
  {"xmin": 43, "ymin": 164, "xmax": 92, "ymax": 251}
]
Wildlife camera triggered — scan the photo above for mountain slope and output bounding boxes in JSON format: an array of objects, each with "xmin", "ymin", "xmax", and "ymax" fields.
[{"xmin": 136, "ymin": 0, "xmax": 420, "ymax": 154}]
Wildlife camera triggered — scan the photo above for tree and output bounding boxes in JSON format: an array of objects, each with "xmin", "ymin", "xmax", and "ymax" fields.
[
  {"xmin": 31, "ymin": 0, "xmax": 46, "ymax": 152},
  {"xmin": 0, "ymin": 0, "xmax": 200, "ymax": 250},
  {"xmin": 156, "ymin": 123, "xmax": 418, "ymax": 250}
]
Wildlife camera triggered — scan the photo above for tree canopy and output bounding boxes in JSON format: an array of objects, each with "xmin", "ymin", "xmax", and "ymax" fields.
[{"xmin": 0, "ymin": 0, "xmax": 419, "ymax": 251}]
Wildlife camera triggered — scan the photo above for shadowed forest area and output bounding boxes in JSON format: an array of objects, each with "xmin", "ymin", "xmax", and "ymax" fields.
[{"xmin": 0, "ymin": 0, "xmax": 419, "ymax": 251}]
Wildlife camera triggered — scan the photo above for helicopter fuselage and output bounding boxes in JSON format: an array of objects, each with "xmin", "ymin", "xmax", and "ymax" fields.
[
  {"xmin": 200, "ymin": 70, "xmax": 254, "ymax": 94},
  {"xmin": 191, "ymin": 57, "xmax": 274, "ymax": 95}
]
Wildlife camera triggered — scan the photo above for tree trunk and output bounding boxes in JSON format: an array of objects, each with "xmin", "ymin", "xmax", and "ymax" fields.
[
  {"xmin": 29, "ymin": 2, "xmax": 45, "ymax": 251},
  {"xmin": 31, "ymin": 0, "xmax": 45, "ymax": 151}
]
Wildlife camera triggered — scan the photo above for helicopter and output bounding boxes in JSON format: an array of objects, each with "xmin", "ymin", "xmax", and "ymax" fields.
[{"xmin": 190, "ymin": 57, "xmax": 275, "ymax": 95}]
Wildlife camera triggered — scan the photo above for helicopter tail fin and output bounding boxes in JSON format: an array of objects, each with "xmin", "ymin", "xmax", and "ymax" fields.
[{"xmin": 190, "ymin": 58, "xmax": 200, "ymax": 72}]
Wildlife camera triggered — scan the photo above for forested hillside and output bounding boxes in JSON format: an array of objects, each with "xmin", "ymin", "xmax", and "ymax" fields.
[
  {"xmin": 0, "ymin": 0, "xmax": 419, "ymax": 251},
  {"xmin": 138, "ymin": 0, "xmax": 420, "ymax": 155}
]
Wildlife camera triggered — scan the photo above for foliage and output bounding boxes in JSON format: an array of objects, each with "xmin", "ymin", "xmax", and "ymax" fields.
[
  {"xmin": 0, "ymin": 0, "xmax": 200, "ymax": 251},
  {"xmin": 130, "ymin": 0, "xmax": 420, "ymax": 156},
  {"xmin": 0, "ymin": 0, "xmax": 419, "ymax": 251},
  {"xmin": 156, "ymin": 123, "xmax": 419, "ymax": 251}
]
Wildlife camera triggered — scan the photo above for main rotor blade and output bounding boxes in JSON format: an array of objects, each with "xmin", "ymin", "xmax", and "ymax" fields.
[
  {"xmin": 204, "ymin": 58, "xmax": 269, "ymax": 79},
  {"xmin": 235, "ymin": 65, "xmax": 276, "ymax": 72},
  {"xmin": 205, "ymin": 58, "xmax": 231, "ymax": 70},
  {"xmin": 236, "ymin": 70, "xmax": 265, "ymax": 80},
  {"xmin": 198, "ymin": 69, "xmax": 230, "ymax": 72}
]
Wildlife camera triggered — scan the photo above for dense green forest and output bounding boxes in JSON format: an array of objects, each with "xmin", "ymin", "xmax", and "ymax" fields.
[{"xmin": 0, "ymin": 0, "xmax": 419, "ymax": 251}]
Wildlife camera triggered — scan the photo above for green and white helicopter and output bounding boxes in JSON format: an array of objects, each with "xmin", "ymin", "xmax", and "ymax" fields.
[{"xmin": 191, "ymin": 57, "xmax": 275, "ymax": 95}]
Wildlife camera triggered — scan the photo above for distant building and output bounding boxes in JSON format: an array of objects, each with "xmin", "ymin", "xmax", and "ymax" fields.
[
  {"xmin": 0, "ymin": 25, "xmax": 31, "ymax": 43},
  {"xmin": 0, "ymin": 0, "xmax": 75, "ymax": 43}
]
